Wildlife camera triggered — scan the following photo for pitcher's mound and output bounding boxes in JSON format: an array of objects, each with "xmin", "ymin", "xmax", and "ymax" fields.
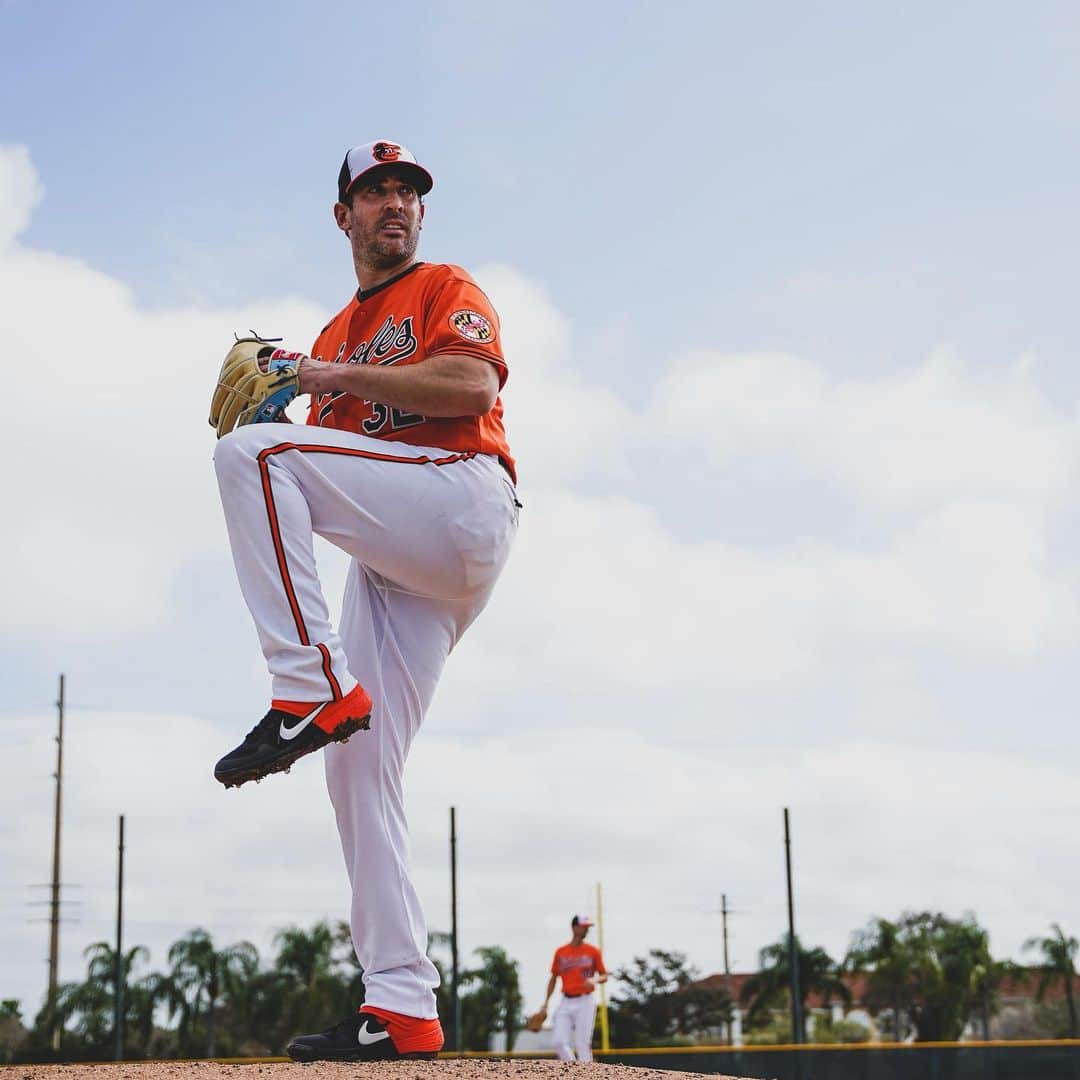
[{"xmin": 13, "ymin": 1060, "xmax": 747, "ymax": 1080}]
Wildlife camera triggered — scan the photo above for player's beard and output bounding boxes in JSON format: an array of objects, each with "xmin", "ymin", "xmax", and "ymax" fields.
[{"xmin": 356, "ymin": 218, "xmax": 420, "ymax": 271}]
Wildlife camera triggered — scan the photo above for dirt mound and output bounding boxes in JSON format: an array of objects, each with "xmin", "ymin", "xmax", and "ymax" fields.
[{"xmin": 9, "ymin": 1060, "xmax": 744, "ymax": 1080}]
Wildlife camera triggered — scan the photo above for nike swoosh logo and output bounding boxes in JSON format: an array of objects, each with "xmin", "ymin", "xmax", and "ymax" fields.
[
  {"xmin": 279, "ymin": 702, "xmax": 328, "ymax": 741},
  {"xmin": 357, "ymin": 1020, "xmax": 390, "ymax": 1046}
]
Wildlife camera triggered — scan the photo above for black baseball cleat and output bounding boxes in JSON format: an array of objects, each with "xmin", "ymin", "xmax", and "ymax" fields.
[
  {"xmin": 213, "ymin": 684, "xmax": 372, "ymax": 789},
  {"xmin": 285, "ymin": 1012, "xmax": 436, "ymax": 1062}
]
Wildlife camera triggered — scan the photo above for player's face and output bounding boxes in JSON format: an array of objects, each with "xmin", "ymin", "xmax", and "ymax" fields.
[{"xmin": 339, "ymin": 170, "xmax": 425, "ymax": 271}]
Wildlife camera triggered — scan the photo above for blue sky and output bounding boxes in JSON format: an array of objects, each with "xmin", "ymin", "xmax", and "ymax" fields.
[
  {"xmin": 8, "ymin": 1, "xmax": 1079, "ymax": 371},
  {"xmin": 2, "ymin": 0, "xmax": 1080, "ymax": 1036}
]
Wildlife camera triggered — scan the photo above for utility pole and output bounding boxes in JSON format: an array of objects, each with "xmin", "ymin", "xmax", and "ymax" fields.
[
  {"xmin": 596, "ymin": 882, "xmax": 609, "ymax": 1052},
  {"xmin": 784, "ymin": 808, "xmax": 803, "ymax": 1047},
  {"xmin": 722, "ymin": 893, "xmax": 733, "ymax": 1044},
  {"xmin": 114, "ymin": 815, "xmax": 126, "ymax": 1061},
  {"xmin": 47, "ymin": 674, "xmax": 65, "ymax": 1052},
  {"xmin": 450, "ymin": 807, "xmax": 461, "ymax": 1055}
]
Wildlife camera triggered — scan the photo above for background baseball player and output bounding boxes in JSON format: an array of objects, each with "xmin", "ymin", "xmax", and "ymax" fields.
[
  {"xmin": 534, "ymin": 915, "xmax": 608, "ymax": 1062},
  {"xmin": 210, "ymin": 139, "xmax": 519, "ymax": 1060}
]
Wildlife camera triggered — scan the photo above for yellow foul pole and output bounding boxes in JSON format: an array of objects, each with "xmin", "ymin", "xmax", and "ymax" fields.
[{"xmin": 596, "ymin": 881, "xmax": 610, "ymax": 1051}]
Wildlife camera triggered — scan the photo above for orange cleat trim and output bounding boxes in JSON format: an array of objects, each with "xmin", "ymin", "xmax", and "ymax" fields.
[
  {"xmin": 360, "ymin": 1006, "xmax": 444, "ymax": 1054},
  {"xmin": 272, "ymin": 683, "xmax": 373, "ymax": 733}
]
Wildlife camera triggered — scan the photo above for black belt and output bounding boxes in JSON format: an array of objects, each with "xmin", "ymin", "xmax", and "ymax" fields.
[{"xmin": 563, "ymin": 992, "xmax": 591, "ymax": 998}]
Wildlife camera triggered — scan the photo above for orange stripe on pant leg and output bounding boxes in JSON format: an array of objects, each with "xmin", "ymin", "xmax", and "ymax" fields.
[
  {"xmin": 258, "ymin": 441, "xmax": 476, "ymax": 468},
  {"xmin": 254, "ymin": 440, "xmax": 476, "ymax": 699},
  {"xmin": 257, "ymin": 451, "xmax": 310, "ymax": 646},
  {"xmin": 317, "ymin": 643, "xmax": 342, "ymax": 701}
]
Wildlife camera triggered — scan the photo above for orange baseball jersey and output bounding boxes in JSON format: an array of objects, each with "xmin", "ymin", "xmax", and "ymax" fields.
[
  {"xmin": 307, "ymin": 262, "xmax": 516, "ymax": 483},
  {"xmin": 551, "ymin": 943, "xmax": 606, "ymax": 996}
]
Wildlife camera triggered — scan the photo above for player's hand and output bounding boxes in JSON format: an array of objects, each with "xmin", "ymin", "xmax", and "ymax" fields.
[
  {"xmin": 525, "ymin": 1006, "xmax": 547, "ymax": 1033},
  {"xmin": 582, "ymin": 979, "xmax": 595, "ymax": 993},
  {"xmin": 297, "ymin": 356, "xmax": 331, "ymax": 396}
]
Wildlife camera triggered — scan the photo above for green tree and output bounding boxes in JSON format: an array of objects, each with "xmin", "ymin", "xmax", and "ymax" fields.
[
  {"xmin": 265, "ymin": 920, "xmax": 358, "ymax": 1050},
  {"xmin": 228, "ymin": 968, "xmax": 298, "ymax": 1056},
  {"xmin": 848, "ymin": 911, "xmax": 1003, "ymax": 1042},
  {"xmin": 741, "ymin": 935, "xmax": 849, "ymax": 1039},
  {"xmin": 609, "ymin": 950, "xmax": 732, "ymax": 1046},
  {"xmin": 812, "ymin": 1014, "xmax": 871, "ymax": 1044},
  {"xmin": 331, "ymin": 920, "xmax": 365, "ymax": 1004},
  {"xmin": 74, "ymin": 942, "xmax": 133, "ymax": 1057},
  {"xmin": 24, "ymin": 942, "xmax": 155, "ymax": 1060},
  {"xmin": 123, "ymin": 971, "xmax": 176, "ymax": 1059},
  {"xmin": 0, "ymin": 1000, "xmax": 27, "ymax": 1063},
  {"xmin": 967, "ymin": 943, "xmax": 1020, "ymax": 1041},
  {"xmin": 459, "ymin": 946, "xmax": 524, "ymax": 1051},
  {"xmin": 846, "ymin": 917, "xmax": 916, "ymax": 1041},
  {"xmin": 911, "ymin": 913, "xmax": 1014, "ymax": 1042},
  {"xmin": 84, "ymin": 942, "xmax": 175, "ymax": 1059},
  {"xmin": 1024, "ymin": 923, "xmax": 1079, "ymax": 1038},
  {"xmin": 167, "ymin": 928, "xmax": 258, "ymax": 1057}
]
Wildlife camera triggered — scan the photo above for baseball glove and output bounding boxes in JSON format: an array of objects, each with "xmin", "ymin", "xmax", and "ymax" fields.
[
  {"xmin": 524, "ymin": 1007, "xmax": 547, "ymax": 1033},
  {"xmin": 209, "ymin": 335, "xmax": 307, "ymax": 438}
]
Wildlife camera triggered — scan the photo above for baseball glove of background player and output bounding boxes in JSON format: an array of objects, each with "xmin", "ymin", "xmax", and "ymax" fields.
[
  {"xmin": 524, "ymin": 1007, "xmax": 547, "ymax": 1033},
  {"xmin": 209, "ymin": 335, "xmax": 306, "ymax": 438}
]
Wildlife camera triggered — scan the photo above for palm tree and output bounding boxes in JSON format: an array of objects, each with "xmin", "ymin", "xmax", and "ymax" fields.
[
  {"xmin": 230, "ymin": 969, "xmax": 297, "ymax": 1055},
  {"xmin": 167, "ymin": 928, "xmax": 258, "ymax": 1057},
  {"xmin": 460, "ymin": 946, "xmax": 524, "ymax": 1051},
  {"xmin": 964, "ymin": 927, "xmax": 1021, "ymax": 1041},
  {"xmin": 125, "ymin": 971, "xmax": 176, "ymax": 1059},
  {"xmin": 270, "ymin": 921, "xmax": 355, "ymax": 1046},
  {"xmin": 274, "ymin": 922, "xmax": 337, "ymax": 987},
  {"xmin": 83, "ymin": 942, "xmax": 153, "ymax": 1058},
  {"xmin": 47, "ymin": 942, "xmax": 153, "ymax": 1059},
  {"xmin": 332, "ymin": 920, "xmax": 366, "ymax": 1004},
  {"xmin": 1024, "ymin": 924, "xmax": 1079, "ymax": 1038},
  {"xmin": 741, "ymin": 934, "xmax": 850, "ymax": 1039},
  {"xmin": 0, "ymin": 1000, "xmax": 27, "ymax": 1063},
  {"xmin": 53, "ymin": 977, "xmax": 112, "ymax": 1058},
  {"xmin": 851, "ymin": 911, "xmax": 1002, "ymax": 1042},
  {"xmin": 846, "ymin": 918, "xmax": 915, "ymax": 1041}
]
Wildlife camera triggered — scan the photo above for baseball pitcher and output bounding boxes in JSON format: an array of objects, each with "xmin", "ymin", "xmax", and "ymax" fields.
[{"xmin": 209, "ymin": 139, "xmax": 518, "ymax": 1060}]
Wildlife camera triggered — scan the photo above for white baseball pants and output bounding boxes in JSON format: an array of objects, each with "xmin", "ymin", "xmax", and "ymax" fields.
[
  {"xmin": 553, "ymin": 995, "xmax": 598, "ymax": 1061},
  {"xmin": 214, "ymin": 422, "xmax": 518, "ymax": 1017}
]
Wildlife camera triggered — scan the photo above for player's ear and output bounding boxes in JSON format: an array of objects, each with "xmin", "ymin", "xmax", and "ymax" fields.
[
  {"xmin": 333, "ymin": 201, "xmax": 351, "ymax": 235},
  {"xmin": 419, "ymin": 202, "xmax": 425, "ymax": 229}
]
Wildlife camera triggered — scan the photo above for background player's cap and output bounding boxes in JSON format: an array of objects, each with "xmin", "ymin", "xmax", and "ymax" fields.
[
  {"xmin": 337, "ymin": 140, "xmax": 434, "ymax": 201},
  {"xmin": 571, "ymin": 915, "xmax": 594, "ymax": 928}
]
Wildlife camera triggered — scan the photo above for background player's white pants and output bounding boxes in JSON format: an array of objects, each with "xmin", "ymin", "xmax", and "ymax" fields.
[
  {"xmin": 553, "ymin": 995, "xmax": 598, "ymax": 1061},
  {"xmin": 214, "ymin": 423, "xmax": 518, "ymax": 1018}
]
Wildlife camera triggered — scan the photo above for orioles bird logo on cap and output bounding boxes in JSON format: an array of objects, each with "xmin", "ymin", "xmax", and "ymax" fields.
[{"xmin": 373, "ymin": 142, "xmax": 402, "ymax": 162}]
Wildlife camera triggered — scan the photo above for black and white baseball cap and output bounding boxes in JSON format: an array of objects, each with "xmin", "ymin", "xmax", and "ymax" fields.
[
  {"xmin": 571, "ymin": 914, "xmax": 594, "ymax": 928},
  {"xmin": 337, "ymin": 140, "xmax": 434, "ymax": 202}
]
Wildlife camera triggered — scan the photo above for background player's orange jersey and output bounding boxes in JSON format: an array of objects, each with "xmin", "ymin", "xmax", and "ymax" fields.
[
  {"xmin": 551, "ymin": 943, "xmax": 606, "ymax": 995},
  {"xmin": 307, "ymin": 262, "xmax": 516, "ymax": 483}
]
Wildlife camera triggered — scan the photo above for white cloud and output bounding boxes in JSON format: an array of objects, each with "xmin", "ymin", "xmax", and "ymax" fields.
[
  {"xmin": 0, "ymin": 145, "xmax": 43, "ymax": 248},
  {"xmin": 0, "ymin": 150, "xmax": 329, "ymax": 633},
  {"xmin": 480, "ymin": 264, "xmax": 634, "ymax": 487},
  {"xmin": 3, "ymin": 142, "xmax": 1080, "ymax": 1025},
  {"xmin": 652, "ymin": 347, "xmax": 1078, "ymax": 516}
]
